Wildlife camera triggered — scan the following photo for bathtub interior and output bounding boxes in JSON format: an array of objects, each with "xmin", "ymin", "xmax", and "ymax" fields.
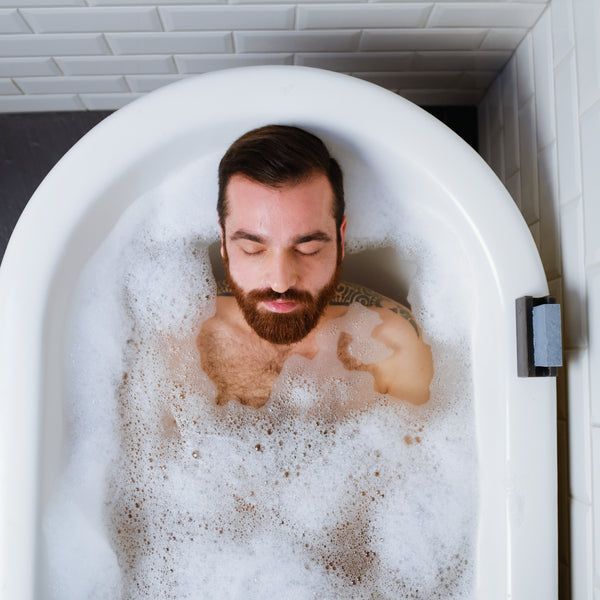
[
  {"xmin": 38, "ymin": 115, "xmax": 476, "ymax": 499},
  {"xmin": 0, "ymin": 67, "xmax": 556, "ymax": 599}
]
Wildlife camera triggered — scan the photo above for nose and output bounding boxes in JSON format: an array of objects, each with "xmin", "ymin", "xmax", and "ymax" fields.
[{"xmin": 267, "ymin": 251, "xmax": 297, "ymax": 294}]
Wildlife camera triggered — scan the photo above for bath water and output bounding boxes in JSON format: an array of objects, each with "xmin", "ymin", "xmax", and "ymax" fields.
[{"xmin": 44, "ymin": 145, "xmax": 477, "ymax": 599}]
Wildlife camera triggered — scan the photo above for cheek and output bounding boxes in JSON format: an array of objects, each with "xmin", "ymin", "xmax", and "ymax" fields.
[
  {"xmin": 306, "ymin": 253, "xmax": 339, "ymax": 287},
  {"xmin": 226, "ymin": 252, "xmax": 261, "ymax": 289}
]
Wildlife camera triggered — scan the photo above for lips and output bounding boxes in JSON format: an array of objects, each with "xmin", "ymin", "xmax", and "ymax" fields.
[{"xmin": 261, "ymin": 300, "xmax": 300, "ymax": 313}]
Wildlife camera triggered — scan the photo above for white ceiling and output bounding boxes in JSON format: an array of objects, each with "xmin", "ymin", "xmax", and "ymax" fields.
[{"xmin": 0, "ymin": 1, "xmax": 549, "ymax": 111}]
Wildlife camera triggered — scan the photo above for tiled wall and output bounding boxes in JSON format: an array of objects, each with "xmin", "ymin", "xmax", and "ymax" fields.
[
  {"xmin": 478, "ymin": 1, "xmax": 600, "ymax": 598},
  {"xmin": 0, "ymin": 0, "xmax": 548, "ymax": 111}
]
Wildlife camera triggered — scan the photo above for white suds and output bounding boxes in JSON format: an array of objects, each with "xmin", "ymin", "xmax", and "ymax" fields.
[{"xmin": 44, "ymin": 144, "xmax": 477, "ymax": 600}]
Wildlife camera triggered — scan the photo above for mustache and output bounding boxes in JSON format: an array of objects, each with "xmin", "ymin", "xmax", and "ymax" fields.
[{"xmin": 245, "ymin": 288, "xmax": 314, "ymax": 304}]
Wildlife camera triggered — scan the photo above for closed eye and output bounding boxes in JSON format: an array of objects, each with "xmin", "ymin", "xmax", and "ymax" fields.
[
  {"xmin": 237, "ymin": 241, "xmax": 266, "ymax": 255},
  {"xmin": 295, "ymin": 247, "xmax": 321, "ymax": 256},
  {"xmin": 295, "ymin": 241, "xmax": 326, "ymax": 256},
  {"xmin": 241, "ymin": 247, "xmax": 265, "ymax": 256}
]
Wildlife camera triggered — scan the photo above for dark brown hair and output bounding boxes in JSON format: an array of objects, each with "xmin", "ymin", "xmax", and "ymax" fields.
[{"xmin": 218, "ymin": 125, "xmax": 344, "ymax": 232}]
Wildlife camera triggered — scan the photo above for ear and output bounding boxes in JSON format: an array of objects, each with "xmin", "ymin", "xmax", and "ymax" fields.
[
  {"xmin": 339, "ymin": 216, "xmax": 347, "ymax": 260},
  {"xmin": 219, "ymin": 218, "xmax": 226, "ymax": 259}
]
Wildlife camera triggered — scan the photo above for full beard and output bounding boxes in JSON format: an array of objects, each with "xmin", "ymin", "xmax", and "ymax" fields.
[{"xmin": 224, "ymin": 249, "xmax": 342, "ymax": 345}]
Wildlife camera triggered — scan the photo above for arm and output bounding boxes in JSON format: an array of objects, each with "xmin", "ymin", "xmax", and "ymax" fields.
[
  {"xmin": 334, "ymin": 283, "xmax": 433, "ymax": 405},
  {"xmin": 367, "ymin": 304, "xmax": 433, "ymax": 405}
]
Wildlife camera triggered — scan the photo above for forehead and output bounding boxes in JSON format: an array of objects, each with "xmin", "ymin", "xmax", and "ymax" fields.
[{"xmin": 224, "ymin": 173, "xmax": 336, "ymax": 233}]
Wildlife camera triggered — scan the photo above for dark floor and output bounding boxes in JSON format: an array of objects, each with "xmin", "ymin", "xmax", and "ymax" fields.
[{"xmin": 0, "ymin": 106, "xmax": 477, "ymax": 262}]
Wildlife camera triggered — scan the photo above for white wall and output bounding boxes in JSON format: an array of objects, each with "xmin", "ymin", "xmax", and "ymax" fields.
[
  {"xmin": 478, "ymin": 1, "xmax": 600, "ymax": 598},
  {"xmin": 0, "ymin": 0, "xmax": 547, "ymax": 110}
]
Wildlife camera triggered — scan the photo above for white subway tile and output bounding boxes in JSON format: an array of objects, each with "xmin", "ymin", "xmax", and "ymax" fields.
[
  {"xmin": 580, "ymin": 101, "xmax": 600, "ymax": 266},
  {"xmin": 560, "ymin": 197, "xmax": 587, "ymax": 349},
  {"xmin": 89, "ymin": 0, "xmax": 219, "ymax": 4},
  {"xmin": 515, "ymin": 33, "xmax": 535, "ymax": 107},
  {"xmin": 160, "ymin": 6, "xmax": 294, "ymax": 32},
  {"xmin": 554, "ymin": 50, "xmax": 582, "ymax": 206},
  {"xmin": 295, "ymin": 52, "xmax": 412, "ymax": 73},
  {"xmin": 548, "ymin": 276, "xmax": 563, "ymax": 307},
  {"xmin": 518, "ymin": 96, "xmax": 540, "ymax": 224},
  {"xmin": 20, "ymin": 7, "xmax": 162, "ymax": 33},
  {"xmin": 480, "ymin": 28, "xmax": 527, "ymax": 51},
  {"xmin": 0, "ymin": 33, "xmax": 110, "ymax": 56},
  {"xmin": 538, "ymin": 142, "xmax": 561, "ymax": 280},
  {"xmin": 502, "ymin": 56, "xmax": 520, "ymax": 178},
  {"xmin": 126, "ymin": 74, "xmax": 185, "ymax": 93},
  {"xmin": 505, "ymin": 170, "xmax": 522, "ymax": 210},
  {"xmin": 529, "ymin": 220, "xmax": 541, "ymax": 254},
  {"xmin": 489, "ymin": 125, "xmax": 505, "ymax": 181},
  {"xmin": 427, "ymin": 2, "xmax": 545, "ymax": 28},
  {"xmin": 478, "ymin": 99, "xmax": 491, "ymax": 163},
  {"xmin": 573, "ymin": 0, "xmax": 600, "ymax": 113},
  {"xmin": 0, "ymin": 58, "xmax": 59, "ymax": 77},
  {"xmin": 397, "ymin": 88, "xmax": 484, "ymax": 106},
  {"xmin": 231, "ymin": 0, "xmax": 360, "ymax": 3},
  {"xmin": 571, "ymin": 498, "xmax": 594, "ymax": 600},
  {"xmin": 532, "ymin": 9, "xmax": 556, "ymax": 150},
  {"xmin": 412, "ymin": 50, "xmax": 511, "ymax": 72},
  {"xmin": 106, "ymin": 32, "xmax": 232, "ymax": 55},
  {"xmin": 175, "ymin": 53, "xmax": 292, "ymax": 74},
  {"xmin": 0, "ymin": 0, "xmax": 84, "ymax": 5},
  {"xmin": 297, "ymin": 4, "xmax": 430, "ymax": 30},
  {"xmin": 565, "ymin": 348, "xmax": 592, "ymax": 502},
  {"xmin": 594, "ymin": 429, "xmax": 600, "ymax": 585},
  {"xmin": 359, "ymin": 28, "xmax": 487, "ymax": 52},
  {"xmin": 486, "ymin": 73, "xmax": 502, "ymax": 135},
  {"xmin": 15, "ymin": 75, "xmax": 128, "ymax": 94},
  {"xmin": 0, "ymin": 78, "xmax": 20, "ymax": 94},
  {"xmin": 551, "ymin": 0, "xmax": 575, "ymax": 67},
  {"xmin": 589, "ymin": 268, "xmax": 600, "ymax": 427},
  {"xmin": 57, "ymin": 55, "xmax": 175, "ymax": 76},
  {"xmin": 0, "ymin": 93, "xmax": 84, "ymax": 112},
  {"xmin": 80, "ymin": 92, "xmax": 141, "ymax": 110},
  {"xmin": 235, "ymin": 31, "xmax": 360, "ymax": 54},
  {"xmin": 354, "ymin": 70, "xmax": 462, "ymax": 90},
  {"xmin": 457, "ymin": 70, "xmax": 496, "ymax": 90},
  {"xmin": 0, "ymin": 9, "xmax": 31, "ymax": 33}
]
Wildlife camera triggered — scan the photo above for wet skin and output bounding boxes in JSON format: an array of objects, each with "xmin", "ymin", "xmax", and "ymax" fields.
[{"xmin": 197, "ymin": 173, "xmax": 433, "ymax": 408}]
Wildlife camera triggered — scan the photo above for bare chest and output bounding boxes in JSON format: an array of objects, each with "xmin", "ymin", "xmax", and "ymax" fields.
[{"xmin": 197, "ymin": 324, "xmax": 306, "ymax": 409}]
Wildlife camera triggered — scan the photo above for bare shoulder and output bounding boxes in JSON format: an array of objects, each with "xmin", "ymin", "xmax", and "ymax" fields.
[
  {"xmin": 333, "ymin": 282, "xmax": 432, "ymax": 405},
  {"xmin": 331, "ymin": 281, "xmax": 422, "ymax": 341}
]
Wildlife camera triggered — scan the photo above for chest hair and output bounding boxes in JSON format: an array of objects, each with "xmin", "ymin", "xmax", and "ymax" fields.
[{"xmin": 197, "ymin": 324, "xmax": 292, "ymax": 408}]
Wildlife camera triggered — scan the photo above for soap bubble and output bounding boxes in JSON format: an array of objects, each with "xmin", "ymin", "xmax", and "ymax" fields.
[{"xmin": 45, "ymin": 145, "xmax": 476, "ymax": 600}]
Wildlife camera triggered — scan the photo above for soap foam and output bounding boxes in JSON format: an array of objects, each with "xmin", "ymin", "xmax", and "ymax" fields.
[{"xmin": 44, "ymin": 144, "xmax": 477, "ymax": 600}]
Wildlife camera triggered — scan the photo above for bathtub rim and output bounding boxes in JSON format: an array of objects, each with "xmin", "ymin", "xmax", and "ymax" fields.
[{"xmin": 0, "ymin": 65, "xmax": 557, "ymax": 599}]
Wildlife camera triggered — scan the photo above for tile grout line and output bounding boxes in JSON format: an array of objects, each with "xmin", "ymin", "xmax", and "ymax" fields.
[
  {"xmin": 10, "ymin": 77, "xmax": 24, "ymax": 95},
  {"xmin": 15, "ymin": 7, "xmax": 34, "ymax": 34},
  {"xmin": 155, "ymin": 5, "xmax": 166, "ymax": 34},
  {"xmin": 52, "ymin": 56, "xmax": 65, "ymax": 77}
]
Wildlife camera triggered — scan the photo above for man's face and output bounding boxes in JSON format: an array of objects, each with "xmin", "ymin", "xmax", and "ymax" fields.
[{"xmin": 221, "ymin": 172, "xmax": 346, "ymax": 345}]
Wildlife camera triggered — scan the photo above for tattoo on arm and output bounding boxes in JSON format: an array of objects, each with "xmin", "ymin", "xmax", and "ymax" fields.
[{"xmin": 331, "ymin": 282, "xmax": 421, "ymax": 339}]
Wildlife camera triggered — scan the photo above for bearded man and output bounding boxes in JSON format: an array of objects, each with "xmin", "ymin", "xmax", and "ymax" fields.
[{"xmin": 197, "ymin": 125, "xmax": 433, "ymax": 408}]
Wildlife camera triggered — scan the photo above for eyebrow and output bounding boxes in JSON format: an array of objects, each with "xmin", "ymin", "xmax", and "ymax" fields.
[
  {"xmin": 229, "ymin": 230, "xmax": 333, "ymax": 245},
  {"xmin": 293, "ymin": 231, "xmax": 332, "ymax": 244},
  {"xmin": 230, "ymin": 230, "xmax": 265, "ymax": 243}
]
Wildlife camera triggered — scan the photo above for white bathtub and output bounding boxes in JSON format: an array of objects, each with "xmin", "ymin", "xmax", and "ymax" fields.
[{"xmin": 0, "ymin": 66, "xmax": 557, "ymax": 599}]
